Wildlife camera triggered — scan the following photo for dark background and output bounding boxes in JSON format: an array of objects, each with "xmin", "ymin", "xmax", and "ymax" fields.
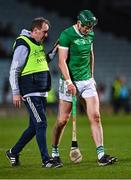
[{"xmin": 20, "ymin": 0, "xmax": 131, "ymax": 41}]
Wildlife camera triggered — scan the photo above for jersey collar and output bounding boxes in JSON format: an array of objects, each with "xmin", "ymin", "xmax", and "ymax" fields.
[{"xmin": 73, "ymin": 25, "xmax": 84, "ymax": 37}]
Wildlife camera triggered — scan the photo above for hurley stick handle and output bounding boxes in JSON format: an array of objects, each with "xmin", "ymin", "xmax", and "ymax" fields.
[{"xmin": 72, "ymin": 96, "xmax": 77, "ymax": 142}]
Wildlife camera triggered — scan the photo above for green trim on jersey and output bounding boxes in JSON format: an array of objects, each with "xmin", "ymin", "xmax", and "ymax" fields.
[
  {"xmin": 16, "ymin": 36, "xmax": 49, "ymax": 76},
  {"xmin": 59, "ymin": 26, "xmax": 94, "ymax": 81}
]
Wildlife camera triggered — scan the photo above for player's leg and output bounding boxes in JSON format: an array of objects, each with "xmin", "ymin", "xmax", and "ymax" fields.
[
  {"xmin": 75, "ymin": 78, "xmax": 118, "ymax": 166},
  {"xmin": 84, "ymin": 95, "xmax": 104, "ymax": 151},
  {"xmin": 85, "ymin": 94, "xmax": 118, "ymax": 165},
  {"xmin": 51, "ymin": 78, "xmax": 72, "ymax": 165},
  {"xmin": 52, "ymin": 100, "xmax": 72, "ymax": 146},
  {"xmin": 52, "ymin": 99, "xmax": 72, "ymax": 164}
]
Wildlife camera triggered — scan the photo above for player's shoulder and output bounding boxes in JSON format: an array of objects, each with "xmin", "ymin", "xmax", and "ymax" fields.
[
  {"xmin": 61, "ymin": 26, "xmax": 74, "ymax": 36},
  {"xmin": 64, "ymin": 26, "xmax": 73, "ymax": 32},
  {"xmin": 88, "ymin": 30, "xmax": 94, "ymax": 37},
  {"xmin": 88, "ymin": 31, "xmax": 95, "ymax": 42}
]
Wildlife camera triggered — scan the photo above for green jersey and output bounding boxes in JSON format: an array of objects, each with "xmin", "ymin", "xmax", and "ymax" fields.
[{"xmin": 59, "ymin": 25, "xmax": 94, "ymax": 81}]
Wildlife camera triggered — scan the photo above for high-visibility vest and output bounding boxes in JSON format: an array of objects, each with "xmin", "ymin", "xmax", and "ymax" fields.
[{"xmin": 14, "ymin": 35, "xmax": 49, "ymax": 76}]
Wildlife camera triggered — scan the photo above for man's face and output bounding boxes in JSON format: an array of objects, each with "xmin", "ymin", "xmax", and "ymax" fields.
[
  {"xmin": 77, "ymin": 21, "xmax": 93, "ymax": 36},
  {"xmin": 32, "ymin": 22, "xmax": 49, "ymax": 43}
]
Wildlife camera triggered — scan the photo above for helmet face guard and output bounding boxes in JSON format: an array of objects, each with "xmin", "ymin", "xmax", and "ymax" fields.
[{"xmin": 77, "ymin": 10, "xmax": 98, "ymax": 27}]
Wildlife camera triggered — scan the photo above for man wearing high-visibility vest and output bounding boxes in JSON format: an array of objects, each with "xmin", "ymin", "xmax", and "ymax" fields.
[{"xmin": 6, "ymin": 17, "xmax": 61, "ymax": 168}]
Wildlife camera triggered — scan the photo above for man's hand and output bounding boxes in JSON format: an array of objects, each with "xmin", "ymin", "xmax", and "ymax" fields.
[
  {"xmin": 67, "ymin": 84, "xmax": 76, "ymax": 95},
  {"xmin": 13, "ymin": 95, "xmax": 22, "ymax": 108},
  {"xmin": 47, "ymin": 40, "xmax": 59, "ymax": 62},
  {"xmin": 66, "ymin": 80, "xmax": 76, "ymax": 95}
]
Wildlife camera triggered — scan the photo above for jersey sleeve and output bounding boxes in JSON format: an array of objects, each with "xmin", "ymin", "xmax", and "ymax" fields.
[{"xmin": 59, "ymin": 31, "xmax": 70, "ymax": 48}]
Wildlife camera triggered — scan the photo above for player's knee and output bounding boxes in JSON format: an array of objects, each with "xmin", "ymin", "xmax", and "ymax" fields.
[
  {"xmin": 90, "ymin": 112, "xmax": 100, "ymax": 124},
  {"xmin": 58, "ymin": 119, "xmax": 67, "ymax": 128},
  {"xmin": 57, "ymin": 112, "xmax": 70, "ymax": 128},
  {"xmin": 93, "ymin": 112, "xmax": 100, "ymax": 123}
]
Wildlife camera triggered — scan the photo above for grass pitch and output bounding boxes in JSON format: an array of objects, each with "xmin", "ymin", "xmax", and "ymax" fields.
[{"xmin": 0, "ymin": 111, "xmax": 131, "ymax": 179}]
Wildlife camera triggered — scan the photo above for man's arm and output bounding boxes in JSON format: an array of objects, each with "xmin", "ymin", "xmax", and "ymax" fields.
[
  {"xmin": 47, "ymin": 43, "xmax": 59, "ymax": 63},
  {"xmin": 58, "ymin": 47, "xmax": 76, "ymax": 95},
  {"xmin": 9, "ymin": 45, "xmax": 28, "ymax": 108}
]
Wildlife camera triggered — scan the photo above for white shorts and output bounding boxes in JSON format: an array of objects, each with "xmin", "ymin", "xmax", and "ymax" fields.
[{"xmin": 59, "ymin": 78, "xmax": 97, "ymax": 102}]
